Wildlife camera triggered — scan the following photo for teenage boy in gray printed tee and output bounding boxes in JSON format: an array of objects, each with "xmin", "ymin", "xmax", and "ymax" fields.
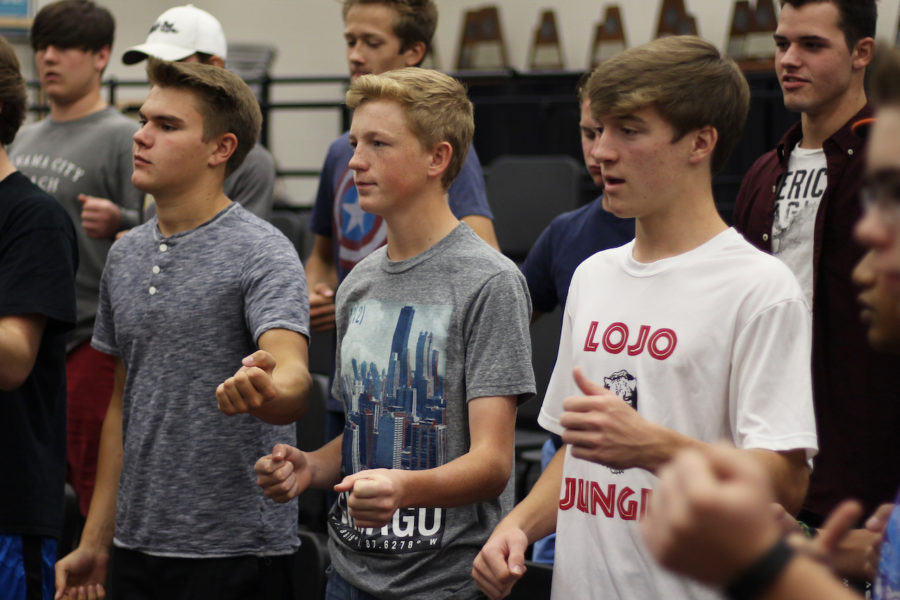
[
  {"xmin": 254, "ymin": 67, "xmax": 532, "ymax": 600},
  {"xmin": 328, "ymin": 223, "xmax": 535, "ymax": 599},
  {"xmin": 10, "ymin": 107, "xmax": 143, "ymax": 351},
  {"xmin": 92, "ymin": 203, "xmax": 308, "ymax": 554}
]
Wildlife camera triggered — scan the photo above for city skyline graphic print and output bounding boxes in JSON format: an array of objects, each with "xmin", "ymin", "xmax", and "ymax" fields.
[{"xmin": 330, "ymin": 300, "xmax": 452, "ymax": 554}]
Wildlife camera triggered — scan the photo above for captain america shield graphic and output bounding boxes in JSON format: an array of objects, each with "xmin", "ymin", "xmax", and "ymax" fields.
[{"xmin": 334, "ymin": 166, "xmax": 386, "ymax": 272}]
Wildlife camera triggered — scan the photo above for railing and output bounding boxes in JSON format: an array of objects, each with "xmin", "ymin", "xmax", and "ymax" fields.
[{"xmin": 26, "ymin": 68, "xmax": 791, "ymax": 220}]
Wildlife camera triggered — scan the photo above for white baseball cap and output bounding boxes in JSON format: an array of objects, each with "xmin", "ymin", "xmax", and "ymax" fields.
[{"xmin": 122, "ymin": 4, "xmax": 227, "ymax": 65}]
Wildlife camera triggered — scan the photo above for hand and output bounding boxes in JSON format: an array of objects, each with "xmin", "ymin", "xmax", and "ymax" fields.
[
  {"xmin": 78, "ymin": 194, "xmax": 121, "ymax": 239},
  {"xmin": 775, "ymin": 499, "xmax": 889, "ymax": 581},
  {"xmin": 334, "ymin": 469, "xmax": 406, "ymax": 528},
  {"xmin": 777, "ymin": 500, "xmax": 863, "ymax": 576},
  {"xmin": 773, "ymin": 502, "xmax": 803, "ymax": 536},
  {"xmin": 255, "ymin": 443, "xmax": 311, "ymax": 503},
  {"xmin": 217, "ymin": 350, "xmax": 277, "ymax": 416},
  {"xmin": 641, "ymin": 444, "xmax": 781, "ymax": 586},
  {"xmin": 55, "ymin": 546, "xmax": 109, "ymax": 600},
  {"xmin": 309, "ymin": 282, "xmax": 336, "ymax": 332},
  {"xmin": 472, "ymin": 526, "xmax": 529, "ymax": 600},
  {"xmin": 559, "ymin": 367, "xmax": 659, "ymax": 470},
  {"xmin": 863, "ymin": 503, "xmax": 894, "ymax": 580}
]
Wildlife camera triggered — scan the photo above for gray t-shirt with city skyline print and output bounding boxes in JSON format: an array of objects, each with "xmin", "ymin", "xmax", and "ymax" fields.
[{"xmin": 328, "ymin": 223, "xmax": 535, "ymax": 600}]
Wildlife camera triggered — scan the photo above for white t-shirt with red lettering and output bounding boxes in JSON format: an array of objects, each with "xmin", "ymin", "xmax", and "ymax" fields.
[{"xmin": 538, "ymin": 228, "xmax": 818, "ymax": 600}]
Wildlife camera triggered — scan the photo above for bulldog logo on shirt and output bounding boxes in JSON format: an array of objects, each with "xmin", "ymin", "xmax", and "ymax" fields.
[
  {"xmin": 603, "ymin": 369, "xmax": 637, "ymax": 410},
  {"xmin": 603, "ymin": 369, "xmax": 637, "ymax": 475}
]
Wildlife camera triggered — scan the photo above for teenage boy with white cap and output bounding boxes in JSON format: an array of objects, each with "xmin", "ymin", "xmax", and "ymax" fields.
[{"xmin": 121, "ymin": 4, "xmax": 276, "ymax": 221}]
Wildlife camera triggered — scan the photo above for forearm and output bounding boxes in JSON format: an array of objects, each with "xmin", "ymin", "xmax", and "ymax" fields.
[
  {"xmin": 0, "ymin": 315, "xmax": 45, "ymax": 391},
  {"xmin": 747, "ymin": 448, "xmax": 809, "ymax": 516},
  {"xmin": 246, "ymin": 330, "xmax": 313, "ymax": 425},
  {"xmin": 496, "ymin": 446, "xmax": 565, "ymax": 543},
  {"xmin": 307, "ymin": 434, "xmax": 345, "ymax": 489},
  {"xmin": 249, "ymin": 356, "xmax": 311, "ymax": 425},
  {"xmin": 636, "ymin": 423, "xmax": 708, "ymax": 474},
  {"xmin": 392, "ymin": 394, "xmax": 517, "ymax": 508},
  {"xmin": 639, "ymin": 436, "xmax": 808, "ymax": 513},
  {"xmin": 79, "ymin": 361, "xmax": 125, "ymax": 551},
  {"xmin": 393, "ymin": 444, "xmax": 512, "ymax": 509}
]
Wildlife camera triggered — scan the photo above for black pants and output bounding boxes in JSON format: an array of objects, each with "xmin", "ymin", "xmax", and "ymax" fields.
[{"xmin": 107, "ymin": 547, "xmax": 296, "ymax": 600}]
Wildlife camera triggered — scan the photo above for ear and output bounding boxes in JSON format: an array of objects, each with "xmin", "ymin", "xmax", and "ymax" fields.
[
  {"xmin": 93, "ymin": 45, "xmax": 111, "ymax": 73},
  {"xmin": 687, "ymin": 126, "xmax": 718, "ymax": 167},
  {"xmin": 402, "ymin": 41, "xmax": 427, "ymax": 67},
  {"xmin": 852, "ymin": 36, "xmax": 874, "ymax": 71},
  {"xmin": 205, "ymin": 55, "xmax": 226, "ymax": 68},
  {"xmin": 426, "ymin": 141, "xmax": 452, "ymax": 181},
  {"xmin": 207, "ymin": 132, "xmax": 238, "ymax": 170}
]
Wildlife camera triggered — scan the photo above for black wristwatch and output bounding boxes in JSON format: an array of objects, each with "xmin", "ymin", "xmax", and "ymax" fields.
[{"xmin": 724, "ymin": 538, "xmax": 796, "ymax": 600}]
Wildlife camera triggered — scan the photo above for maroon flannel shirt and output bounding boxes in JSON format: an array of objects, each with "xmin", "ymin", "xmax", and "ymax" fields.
[{"xmin": 734, "ymin": 103, "xmax": 900, "ymax": 519}]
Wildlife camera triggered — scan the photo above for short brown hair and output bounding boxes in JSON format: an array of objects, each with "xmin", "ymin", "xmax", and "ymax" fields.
[
  {"xmin": 576, "ymin": 71, "xmax": 591, "ymax": 104},
  {"xmin": 145, "ymin": 58, "xmax": 261, "ymax": 177},
  {"xmin": 346, "ymin": 67, "xmax": 473, "ymax": 188},
  {"xmin": 780, "ymin": 0, "xmax": 876, "ymax": 51},
  {"xmin": 342, "ymin": 0, "xmax": 437, "ymax": 59},
  {"xmin": 31, "ymin": 0, "xmax": 114, "ymax": 52},
  {"xmin": 0, "ymin": 36, "xmax": 26, "ymax": 147},
  {"xmin": 587, "ymin": 35, "xmax": 749, "ymax": 175}
]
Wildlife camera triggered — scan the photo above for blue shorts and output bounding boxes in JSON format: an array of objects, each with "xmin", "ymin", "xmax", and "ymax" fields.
[{"xmin": 0, "ymin": 535, "xmax": 57, "ymax": 600}]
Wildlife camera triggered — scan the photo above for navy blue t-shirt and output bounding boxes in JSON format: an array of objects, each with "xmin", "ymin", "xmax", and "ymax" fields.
[{"xmin": 521, "ymin": 196, "xmax": 634, "ymax": 314}]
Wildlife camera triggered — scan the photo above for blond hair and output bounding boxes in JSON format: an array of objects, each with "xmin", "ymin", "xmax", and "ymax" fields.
[
  {"xmin": 346, "ymin": 67, "xmax": 473, "ymax": 188},
  {"xmin": 588, "ymin": 36, "xmax": 749, "ymax": 174},
  {"xmin": 146, "ymin": 58, "xmax": 261, "ymax": 177}
]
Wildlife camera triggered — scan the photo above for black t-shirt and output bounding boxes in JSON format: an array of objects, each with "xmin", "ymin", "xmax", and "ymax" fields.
[{"xmin": 0, "ymin": 170, "xmax": 77, "ymax": 538}]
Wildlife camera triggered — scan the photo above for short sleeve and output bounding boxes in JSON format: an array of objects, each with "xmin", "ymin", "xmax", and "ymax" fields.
[
  {"xmin": 463, "ymin": 268, "xmax": 535, "ymax": 402},
  {"xmin": 91, "ymin": 247, "xmax": 119, "ymax": 356},
  {"xmin": 729, "ymin": 298, "xmax": 818, "ymax": 457},
  {"xmin": 537, "ymin": 274, "xmax": 578, "ymax": 436},
  {"xmin": 242, "ymin": 233, "xmax": 311, "ymax": 342},
  {"xmin": 0, "ymin": 201, "xmax": 77, "ymax": 333},
  {"xmin": 448, "ymin": 145, "xmax": 493, "ymax": 221}
]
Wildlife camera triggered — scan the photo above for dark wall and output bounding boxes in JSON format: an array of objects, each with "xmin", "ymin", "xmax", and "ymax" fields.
[{"xmin": 458, "ymin": 70, "xmax": 798, "ymax": 225}]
